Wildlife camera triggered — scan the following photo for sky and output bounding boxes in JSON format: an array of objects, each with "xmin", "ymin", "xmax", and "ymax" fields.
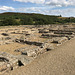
[{"xmin": 0, "ymin": 0, "xmax": 75, "ymax": 17}]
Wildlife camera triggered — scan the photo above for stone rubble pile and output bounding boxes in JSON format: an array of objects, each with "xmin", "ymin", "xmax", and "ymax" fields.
[{"xmin": 0, "ymin": 52, "xmax": 34, "ymax": 74}]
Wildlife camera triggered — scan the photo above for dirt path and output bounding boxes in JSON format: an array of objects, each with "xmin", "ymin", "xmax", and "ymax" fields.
[{"xmin": 4, "ymin": 38, "xmax": 75, "ymax": 75}]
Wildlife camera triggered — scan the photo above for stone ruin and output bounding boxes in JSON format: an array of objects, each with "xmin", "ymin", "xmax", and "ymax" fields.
[
  {"xmin": 0, "ymin": 25, "xmax": 75, "ymax": 74},
  {"xmin": 15, "ymin": 43, "xmax": 54, "ymax": 57},
  {"xmin": 0, "ymin": 52, "xmax": 18, "ymax": 73},
  {"xmin": 0, "ymin": 51, "xmax": 34, "ymax": 74}
]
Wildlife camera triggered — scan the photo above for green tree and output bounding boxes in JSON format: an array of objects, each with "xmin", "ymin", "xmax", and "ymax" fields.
[
  {"xmin": 2, "ymin": 18, "xmax": 20, "ymax": 26},
  {"xmin": 20, "ymin": 17, "xmax": 33, "ymax": 25}
]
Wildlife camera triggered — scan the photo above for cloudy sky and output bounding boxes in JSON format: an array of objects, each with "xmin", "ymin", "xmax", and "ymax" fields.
[{"xmin": 0, "ymin": 0, "xmax": 75, "ymax": 17}]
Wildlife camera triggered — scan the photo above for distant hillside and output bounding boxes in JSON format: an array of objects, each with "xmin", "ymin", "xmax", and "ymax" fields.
[{"xmin": 0, "ymin": 12, "xmax": 75, "ymax": 26}]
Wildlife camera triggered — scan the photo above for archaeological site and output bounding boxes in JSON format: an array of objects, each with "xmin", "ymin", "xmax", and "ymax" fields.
[{"xmin": 0, "ymin": 24, "xmax": 75, "ymax": 74}]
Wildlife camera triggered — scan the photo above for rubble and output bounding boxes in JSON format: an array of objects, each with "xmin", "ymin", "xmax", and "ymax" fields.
[{"xmin": 0, "ymin": 25, "xmax": 75, "ymax": 73}]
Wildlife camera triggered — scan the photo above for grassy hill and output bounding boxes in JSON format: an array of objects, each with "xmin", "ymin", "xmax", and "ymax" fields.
[{"xmin": 0, "ymin": 12, "xmax": 75, "ymax": 26}]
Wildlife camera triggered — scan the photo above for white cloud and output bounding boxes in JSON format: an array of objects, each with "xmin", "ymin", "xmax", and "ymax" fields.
[
  {"xmin": 45, "ymin": 0, "xmax": 75, "ymax": 7},
  {"xmin": 13, "ymin": 0, "xmax": 45, "ymax": 4},
  {"xmin": 0, "ymin": 6, "xmax": 15, "ymax": 11},
  {"xmin": 17, "ymin": 7, "xmax": 75, "ymax": 17},
  {"xmin": 13, "ymin": 0, "xmax": 75, "ymax": 7},
  {"xmin": 17, "ymin": 6, "xmax": 55, "ymax": 14},
  {"xmin": 18, "ymin": 7, "xmax": 46, "ymax": 13},
  {"xmin": 42, "ymin": 8, "xmax": 75, "ymax": 17}
]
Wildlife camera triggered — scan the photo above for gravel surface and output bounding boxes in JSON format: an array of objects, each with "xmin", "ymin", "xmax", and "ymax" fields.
[{"xmin": 4, "ymin": 38, "xmax": 75, "ymax": 75}]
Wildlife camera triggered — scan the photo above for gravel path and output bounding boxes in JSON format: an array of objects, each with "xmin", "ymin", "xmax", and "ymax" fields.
[{"xmin": 4, "ymin": 38, "xmax": 75, "ymax": 75}]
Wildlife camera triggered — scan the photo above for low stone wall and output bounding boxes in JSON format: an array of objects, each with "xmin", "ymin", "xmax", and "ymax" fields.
[
  {"xmin": 15, "ymin": 38, "xmax": 43, "ymax": 46},
  {"xmin": 20, "ymin": 43, "xmax": 54, "ymax": 57},
  {"xmin": 52, "ymin": 37, "xmax": 68, "ymax": 44},
  {"xmin": 41, "ymin": 34, "xmax": 66, "ymax": 37},
  {"xmin": 54, "ymin": 32, "xmax": 73, "ymax": 35}
]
